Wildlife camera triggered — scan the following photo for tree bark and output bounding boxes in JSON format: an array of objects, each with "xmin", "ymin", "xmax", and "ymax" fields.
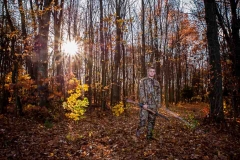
[
  {"xmin": 54, "ymin": 0, "xmax": 64, "ymax": 92},
  {"xmin": 100, "ymin": 0, "xmax": 106, "ymax": 109},
  {"xmin": 26, "ymin": 0, "xmax": 37, "ymax": 80},
  {"xmin": 37, "ymin": 0, "xmax": 53, "ymax": 107},
  {"xmin": 163, "ymin": 0, "xmax": 169, "ymax": 108},
  {"xmin": 141, "ymin": 0, "xmax": 146, "ymax": 77},
  {"xmin": 204, "ymin": 0, "xmax": 224, "ymax": 121},
  {"xmin": 4, "ymin": 0, "xmax": 23, "ymax": 115},
  {"xmin": 112, "ymin": 0, "xmax": 122, "ymax": 105},
  {"xmin": 87, "ymin": 0, "xmax": 93, "ymax": 106},
  {"xmin": 229, "ymin": 0, "xmax": 240, "ymax": 118}
]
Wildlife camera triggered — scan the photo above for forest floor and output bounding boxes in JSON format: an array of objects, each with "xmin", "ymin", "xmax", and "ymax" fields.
[{"xmin": 1, "ymin": 103, "xmax": 240, "ymax": 160}]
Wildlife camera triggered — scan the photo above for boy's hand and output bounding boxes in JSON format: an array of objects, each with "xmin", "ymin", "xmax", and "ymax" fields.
[{"xmin": 143, "ymin": 104, "xmax": 148, "ymax": 109}]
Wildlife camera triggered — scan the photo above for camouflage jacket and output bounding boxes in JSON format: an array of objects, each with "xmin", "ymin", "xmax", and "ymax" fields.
[{"xmin": 139, "ymin": 77, "xmax": 161, "ymax": 106}]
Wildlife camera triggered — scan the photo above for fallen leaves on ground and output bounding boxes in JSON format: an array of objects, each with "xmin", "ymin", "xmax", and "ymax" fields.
[{"xmin": 1, "ymin": 103, "xmax": 240, "ymax": 159}]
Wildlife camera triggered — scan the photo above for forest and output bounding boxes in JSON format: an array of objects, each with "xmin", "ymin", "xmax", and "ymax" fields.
[{"xmin": 0, "ymin": 0, "xmax": 240, "ymax": 159}]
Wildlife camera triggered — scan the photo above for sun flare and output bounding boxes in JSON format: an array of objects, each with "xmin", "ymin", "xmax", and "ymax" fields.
[{"xmin": 63, "ymin": 41, "xmax": 78, "ymax": 56}]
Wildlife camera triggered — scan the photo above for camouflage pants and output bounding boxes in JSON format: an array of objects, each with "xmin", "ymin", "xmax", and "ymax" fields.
[{"xmin": 137, "ymin": 105, "xmax": 157, "ymax": 138}]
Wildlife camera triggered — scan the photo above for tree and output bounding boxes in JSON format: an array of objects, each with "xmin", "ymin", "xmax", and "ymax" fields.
[
  {"xmin": 100, "ymin": 0, "xmax": 107, "ymax": 109},
  {"xmin": 141, "ymin": 0, "xmax": 146, "ymax": 77},
  {"xmin": 214, "ymin": 0, "xmax": 240, "ymax": 118},
  {"xmin": 3, "ymin": 0, "xmax": 23, "ymax": 115},
  {"xmin": 111, "ymin": 0, "xmax": 126, "ymax": 106},
  {"xmin": 87, "ymin": 0, "xmax": 93, "ymax": 107},
  {"xmin": 35, "ymin": 0, "xmax": 53, "ymax": 107},
  {"xmin": 53, "ymin": 0, "xmax": 64, "ymax": 90},
  {"xmin": 203, "ymin": 0, "xmax": 224, "ymax": 121}
]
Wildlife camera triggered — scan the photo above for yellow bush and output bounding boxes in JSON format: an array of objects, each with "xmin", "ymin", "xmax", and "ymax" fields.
[
  {"xmin": 63, "ymin": 78, "xmax": 89, "ymax": 120},
  {"xmin": 112, "ymin": 102, "xmax": 125, "ymax": 116}
]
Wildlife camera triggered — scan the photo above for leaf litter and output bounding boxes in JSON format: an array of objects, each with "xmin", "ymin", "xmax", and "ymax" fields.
[{"xmin": 0, "ymin": 103, "xmax": 240, "ymax": 159}]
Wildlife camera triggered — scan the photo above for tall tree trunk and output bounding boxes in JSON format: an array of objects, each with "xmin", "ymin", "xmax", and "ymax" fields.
[
  {"xmin": 54, "ymin": 0, "xmax": 64, "ymax": 92},
  {"xmin": 175, "ymin": 5, "xmax": 181, "ymax": 104},
  {"xmin": 112, "ymin": 0, "xmax": 121, "ymax": 105},
  {"xmin": 215, "ymin": 0, "xmax": 240, "ymax": 118},
  {"xmin": 18, "ymin": 0, "xmax": 27, "ymax": 38},
  {"xmin": 100, "ymin": 0, "xmax": 106, "ymax": 109},
  {"xmin": 37, "ymin": 0, "xmax": 53, "ymax": 107},
  {"xmin": 73, "ymin": 0, "xmax": 79, "ymax": 38},
  {"xmin": 156, "ymin": 0, "xmax": 163, "ymax": 104},
  {"xmin": 105, "ymin": 4, "xmax": 110, "ymax": 106},
  {"xmin": 163, "ymin": 0, "xmax": 169, "ymax": 108},
  {"xmin": 87, "ymin": 0, "xmax": 93, "ymax": 106},
  {"xmin": 141, "ymin": 0, "xmax": 146, "ymax": 77},
  {"xmin": 229, "ymin": 0, "xmax": 240, "ymax": 118},
  {"xmin": 122, "ymin": 34, "xmax": 126, "ymax": 107},
  {"xmin": 148, "ymin": 0, "xmax": 154, "ymax": 63},
  {"xmin": 4, "ymin": 0, "xmax": 23, "ymax": 115},
  {"xmin": 26, "ymin": 0, "xmax": 37, "ymax": 80},
  {"xmin": 204, "ymin": 0, "xmax": 224, "ymax": 121},
  {"xmin": 18, "ymin": 0, "xmax": 28, "ymax": 114},
  {"xmin": 129, "ymin": 6, "xmax": 135, "ymax": 96},
  {"xmin": 153, "ymin": 0, "xmax": 159, "ymax": 77},
  {"xmin": 0, "ymin": 17, "xmax": 11, "ymax": 113},
  {"xmin": 171, "ymin": 56, "xmax": 174, "ymax": 103}
]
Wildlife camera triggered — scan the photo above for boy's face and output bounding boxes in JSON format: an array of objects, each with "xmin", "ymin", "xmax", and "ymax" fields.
[{"xmin": 148, "ymin": 68, "xmax": 156, "ymax": 78}]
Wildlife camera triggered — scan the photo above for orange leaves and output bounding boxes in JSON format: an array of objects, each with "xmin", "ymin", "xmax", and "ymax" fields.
[
  {"xmin": 3, "ymin": 68, "xmax": 36, "ymax": 103},
  {"xmin": 5, "ymin": 31, "xmax": 19, "ymax": 39}
]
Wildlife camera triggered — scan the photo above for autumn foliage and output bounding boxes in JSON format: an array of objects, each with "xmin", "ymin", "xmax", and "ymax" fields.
[
  {"xmin": 1, "ymin": 0, "xmax": 240, "ymax": 159},
  {"xmin": 63, "ymin": 78, "xmax": 89, "ymax": 120}
]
